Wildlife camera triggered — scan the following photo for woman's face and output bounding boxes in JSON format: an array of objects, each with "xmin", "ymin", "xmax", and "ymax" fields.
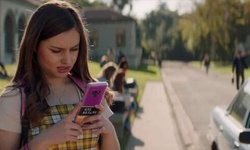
[{"xmin": 37, "ymin": 28, "xmax": 80, "ymax": 80}]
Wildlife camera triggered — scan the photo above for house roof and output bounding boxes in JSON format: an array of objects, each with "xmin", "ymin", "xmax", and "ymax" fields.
[{"xmin": 82, "ymin": 8, "xmax": 134, "ymax": 23}]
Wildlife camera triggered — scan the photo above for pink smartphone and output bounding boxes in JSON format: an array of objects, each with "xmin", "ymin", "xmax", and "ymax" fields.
[{"xmin": 74, "ymin": 82, "xmax": 108, "ymax": 124}]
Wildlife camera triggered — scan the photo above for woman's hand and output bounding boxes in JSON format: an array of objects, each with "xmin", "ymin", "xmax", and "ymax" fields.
[
  {"xmin": 78, "ymin": 104, "xmax": 121, "ymax": 150},
  {"xmin": 80, "ymin": 104, "xmax": 114, "ymax": 135},
  {"xmin": 29, "ymin": 102, "xmax": 83, "ymax": 149}
]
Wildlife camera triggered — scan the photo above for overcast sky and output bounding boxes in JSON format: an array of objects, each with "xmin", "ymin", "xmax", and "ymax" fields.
[
  {"xmin": 101, "ymin": 0, "xmax": 199, "ymax": 19},
  {"xmin": 129, "ymin": 0, "xmax": 195, "ymax": 19}
]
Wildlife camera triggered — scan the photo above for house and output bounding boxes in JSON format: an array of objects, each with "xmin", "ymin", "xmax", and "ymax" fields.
[
  {"xmin": 0, "ymin": 0, "xmax": 40, "ymax": 64},
  {"xmin": 0, "ymin": 2, "xmax": 142, "ymax": 68},
  {"xmin": 82, "ymin": 8, "xmax": 142, "ymax": 68}
]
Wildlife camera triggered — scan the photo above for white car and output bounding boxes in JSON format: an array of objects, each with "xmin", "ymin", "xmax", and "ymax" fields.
[{"xmin": 207, "ymin": 78, "xmax": 250, "ymax": 150}]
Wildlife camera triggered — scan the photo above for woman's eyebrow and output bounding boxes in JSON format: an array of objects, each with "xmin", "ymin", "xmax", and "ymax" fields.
[
  {"xmin": 50, "ymin": 44, "xmax": 79, "ymax": 50},
  {"xmin": 71, "ymin": 44, "xmax": 79, "ymax": 48}
]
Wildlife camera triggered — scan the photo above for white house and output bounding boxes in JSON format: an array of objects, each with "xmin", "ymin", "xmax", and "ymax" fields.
[
  {"xmin": 0, "ymin": 0, "xmax": 39, "ymax": 64},
  {"xmin": 0, "ymin": 2, "xmax": 142, "ymax": 68},
  {"xmin": 83, "ymin": 8, "xmax": 142, "ymax": 68}
]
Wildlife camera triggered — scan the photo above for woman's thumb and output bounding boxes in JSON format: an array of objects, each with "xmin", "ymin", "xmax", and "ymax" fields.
[{"xmin": 65, "ymin": 102, "xmax": 82, "ymax": 121}]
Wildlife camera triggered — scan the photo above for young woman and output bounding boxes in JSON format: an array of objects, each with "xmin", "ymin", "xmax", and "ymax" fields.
[{"xmin": 0, "ymin": 1, "xmax": 120, "ymax": 149}]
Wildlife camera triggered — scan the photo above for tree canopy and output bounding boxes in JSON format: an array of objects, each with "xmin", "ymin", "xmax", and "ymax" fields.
[{"xmin": 139, "ymin": 0, "xmax": 250, "ymax": 61}]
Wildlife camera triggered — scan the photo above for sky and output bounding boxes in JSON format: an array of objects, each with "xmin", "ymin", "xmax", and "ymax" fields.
[
  {"xmin": 102, "ymin": 0, "xmax": 199, "ymax": 19},
  {"xmin": 129, "ymin": 0, "xmax": 196, "ymax": 19}
]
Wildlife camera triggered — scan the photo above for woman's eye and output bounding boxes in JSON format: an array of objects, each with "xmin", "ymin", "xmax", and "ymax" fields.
[
  {"xmin": 71, "ymin": 48, "xmax": 79, "ymax": 51},
  {"xmin": 50, "ymin": 49, "xmax": 60, "ymax": 53}
]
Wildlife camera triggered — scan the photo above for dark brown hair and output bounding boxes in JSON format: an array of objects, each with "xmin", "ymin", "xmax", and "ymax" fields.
[{"xmin": 12, "ymin": 0, "xmax": 112, "ymax": 124}]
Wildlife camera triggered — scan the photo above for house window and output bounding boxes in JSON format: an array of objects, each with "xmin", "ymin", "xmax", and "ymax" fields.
[
  {"xmin": 89, "ymin": 31, "xmax": 98, "ymax": 47},
  {"xmin": 116, "ymin": 28, "xmax": 125, "ymax": 47}
]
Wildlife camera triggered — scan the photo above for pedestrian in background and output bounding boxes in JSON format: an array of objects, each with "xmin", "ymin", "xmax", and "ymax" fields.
[
  {"xmin": 106, "ymin": 47, "xmax": 115, "ymax": 62},
  {"xmin": 117, "ymin": 50, "xmax": 124, "ymax": 64},
  {"xmin": 0, "ymin": 1, "xmax": 120, "ymax": 150},
  {"xmin": 203, "ymin": 53, "xmax": 211, "ymax": 74},
  {"xmin": 99, "ymin": 54, "xmax": 108, "ymax": 68},
  {"xmin": 97, "ymin": 61, "xmax": 119, "ymax": 88},
  {"xmin": 232, "ymin": 46, "xmax": 248, "ymax": 90}
]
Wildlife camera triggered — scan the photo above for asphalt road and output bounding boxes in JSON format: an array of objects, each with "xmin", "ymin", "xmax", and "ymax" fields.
[{"xmin": 161, "ymin": 61, "xmax": 238, "ymax": 150}]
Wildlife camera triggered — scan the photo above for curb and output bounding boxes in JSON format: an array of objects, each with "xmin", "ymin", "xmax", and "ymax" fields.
[{"xmin": 161, "ymin": 69, "xmax": 205, "ymax": 150}]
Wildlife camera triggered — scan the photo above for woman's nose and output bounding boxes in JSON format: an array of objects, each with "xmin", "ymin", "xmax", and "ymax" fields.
[{"xmin": 61, "ymin": 51, "xmax": 70, "ymax": 64}]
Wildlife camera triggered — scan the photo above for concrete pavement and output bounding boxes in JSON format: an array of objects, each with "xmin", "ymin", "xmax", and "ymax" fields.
[
  {"xmin": 161, "ymin": 67, "xmax": 205, "ymax": 150},
  {"xmin": 125, "ymin": 81, "xmax": 183, "ymax": 150},
  {"xmin": 125, "ymin": 61, "xmax": 236, "ymax": 150}
]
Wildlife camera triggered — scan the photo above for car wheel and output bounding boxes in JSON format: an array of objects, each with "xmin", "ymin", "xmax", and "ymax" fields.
[{"xmin": 211, "ymin": 142, "xmax": 218, "ymax": 150}]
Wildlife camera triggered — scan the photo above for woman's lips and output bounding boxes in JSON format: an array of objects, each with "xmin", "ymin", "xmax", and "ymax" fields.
[{"xmin": 57, "ymin": 66, "xmax": 71, "ymax": 73}]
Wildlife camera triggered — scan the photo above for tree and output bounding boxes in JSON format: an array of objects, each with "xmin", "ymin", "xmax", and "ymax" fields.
[
  {"xmin": 139, "ymin": 2, "xmax": 190, "ymax": 60},
  {"xmin": 64, "ymin": 0, "xmax": 107, "ymax": 8},
  {"xmin": 110, "ymin": 0, "xmax": 133, "ymax": 14},
  {"xmin": 176, "ymin": 0, "xmax": 250, "ymax": 61}
]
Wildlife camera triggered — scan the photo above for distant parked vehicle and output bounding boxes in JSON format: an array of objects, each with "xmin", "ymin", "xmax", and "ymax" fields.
[{"xmin": 207, "ymin": 78, "xmax": 250, "ymax": 150}]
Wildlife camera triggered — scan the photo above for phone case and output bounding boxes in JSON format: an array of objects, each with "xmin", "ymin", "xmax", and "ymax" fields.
[
  {"xmin": 74, "ymin": 82, "xmax": 108, "ymax": 124},
  {"xmin": 82, "ymin": 82, "xmax": 108, "ymax": 106}
]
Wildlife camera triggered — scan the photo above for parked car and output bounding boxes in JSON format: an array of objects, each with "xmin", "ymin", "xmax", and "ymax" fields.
[
  {"xmin": 239, "ymin": 130, "xmax": 250, "ymax": 144},
  {"xmin": 207, "ymin": 78, "xmax": 250, "ymax": 150}
]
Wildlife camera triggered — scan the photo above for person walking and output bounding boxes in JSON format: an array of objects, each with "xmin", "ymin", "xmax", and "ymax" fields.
[
  {"xmin": 232, "ymin": 48, "xmax": 248, "ymax": 90},
  {"xmin": 0, "ymin": 1, "xmax": 120, "ymax": 150},
  {"xmin": 203, "ymin": 53, "xmax": 211, "ymax": 74}
]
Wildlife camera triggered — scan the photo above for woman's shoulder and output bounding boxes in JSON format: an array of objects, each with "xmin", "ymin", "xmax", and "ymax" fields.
[
  {"xmin": 0, "ymin": 85, "xmax": 20, "ymax": 97},
  {"xmin": 0, "ymin": 85, "xmax": 22, "ymax": 133},
  {"xmin": 0, "ymin": 85, "xmax": 21, "ymax": 107}
]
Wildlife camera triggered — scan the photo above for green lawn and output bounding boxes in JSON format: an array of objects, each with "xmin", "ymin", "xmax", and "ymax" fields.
[
  {"xmin": 0, "ymin": 60, "xmax": 161, "ymax": 149},
  {"xmin": 0, "ymin": 64, "xmax": 17, "ymax": 92}
]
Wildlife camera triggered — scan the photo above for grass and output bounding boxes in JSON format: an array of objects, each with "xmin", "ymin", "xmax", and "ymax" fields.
[
  {"xmin": 0, "ymin": 64, "xmax": 17, "ymax": 92},
  {"xmin": 0, "ymin": 60, "xmax": 162, "ymax": 149}
]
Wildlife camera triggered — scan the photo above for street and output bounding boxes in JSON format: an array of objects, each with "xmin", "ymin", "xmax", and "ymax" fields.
[{"xmin": 161, "ymin": 61, "xmax": 238, "ymax": 149}]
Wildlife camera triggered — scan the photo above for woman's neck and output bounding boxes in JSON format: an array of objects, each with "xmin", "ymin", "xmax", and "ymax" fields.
[{"xmin": 47, "ymin": 76, "xmax": 69, "ymax": 86}]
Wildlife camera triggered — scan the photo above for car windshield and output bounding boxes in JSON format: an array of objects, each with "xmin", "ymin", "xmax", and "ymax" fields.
[{"xmin": 228, "ymin": 79, "xmax": 250, "ymax": 126}]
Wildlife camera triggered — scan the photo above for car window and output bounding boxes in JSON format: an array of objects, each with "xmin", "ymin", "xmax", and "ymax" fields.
[{"xmin": 230, "ymin": 92, "xmax": 250, "ymax": 125}]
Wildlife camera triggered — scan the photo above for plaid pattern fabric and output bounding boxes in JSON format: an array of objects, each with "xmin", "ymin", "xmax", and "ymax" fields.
[{"xmin": 28, "ymin": 104, "xmax": 99, "ymax": 150}]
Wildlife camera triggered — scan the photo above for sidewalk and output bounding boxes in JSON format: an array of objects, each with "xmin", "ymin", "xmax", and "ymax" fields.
[{"xmin": 125, "ymin": 81, "xmax": 182, "ymax": 150}]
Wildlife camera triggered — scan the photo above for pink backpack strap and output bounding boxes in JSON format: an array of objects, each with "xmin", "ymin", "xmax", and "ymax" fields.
[
  {"xmin": 20, "ymin": 87, "xmax": 26, "ymax": 117},
  {"xmin": 68, "ymin": 75, "xmax": 86, "ymax": 92},
  {"xmin": 19, "ymin": 82, "xmax": 30, "ymax": 148},
  {"xmin": 18, "ymin": 82, "xmax": 26, "ymax": 117}
]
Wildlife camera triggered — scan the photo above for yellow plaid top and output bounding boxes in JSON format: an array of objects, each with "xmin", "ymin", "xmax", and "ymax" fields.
[{"xmin": 28, "ymin": 104, "xmax": 99, "ymax": 150}]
